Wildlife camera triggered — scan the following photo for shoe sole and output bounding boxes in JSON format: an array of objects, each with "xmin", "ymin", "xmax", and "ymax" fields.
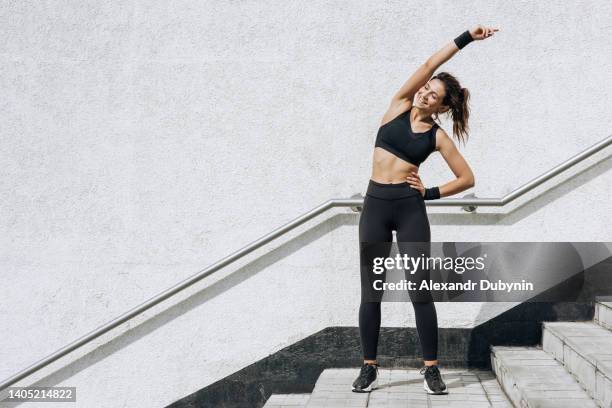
[
  {"xmin": 423, "ymin": 379, "xmax": 448, "ymax": 395},
  {"xmin": 351, "ymin": 378, "xmax": 378, "ymax": 393}
]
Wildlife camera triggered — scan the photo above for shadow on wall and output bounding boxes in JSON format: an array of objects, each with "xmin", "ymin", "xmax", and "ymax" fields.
[{"xmin": 163, "ymin": 248, "xmax": 610, "ymax": 407}]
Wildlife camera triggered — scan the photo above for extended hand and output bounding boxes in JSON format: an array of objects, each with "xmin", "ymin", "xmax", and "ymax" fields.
[{"xmin": 469, "ymin": 25, "xmax": 499, "ymax": 41}]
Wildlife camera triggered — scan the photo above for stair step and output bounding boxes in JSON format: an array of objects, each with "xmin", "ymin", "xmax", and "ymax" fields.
[
  {"xmin": 491, "ymin": 345, "xmax": 598, "ymax": 408},
  {"xmin": 543, "ymin": 321, "xmax": 612, "ymax": 407},
  {"xmin": 596, "ymin": 301, "xmax": 612, "ymax": 331},
  {"xmin": 263, "ymin": 393, "xmax": 310, "ymax": 408},
  {"xmin": 304, "ymin": 368, "xmax": 512, "ymax": 407}
]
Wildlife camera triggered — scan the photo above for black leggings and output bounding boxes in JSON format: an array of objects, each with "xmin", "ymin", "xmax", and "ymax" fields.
[{"xmin": 358, "ymin": 179, "xmax": 438, "ymax": 361}]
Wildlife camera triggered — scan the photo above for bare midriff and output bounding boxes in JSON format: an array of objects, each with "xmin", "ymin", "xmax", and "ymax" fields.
[{"xmin": 371, "ymin": 147, "xmax": 419, "ymax": 184}]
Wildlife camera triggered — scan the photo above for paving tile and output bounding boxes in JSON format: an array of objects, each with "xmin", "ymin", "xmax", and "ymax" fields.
[
  {"xmin": 306, "ymin": 368, "xmax": 512, "ymax": 407},
  {"xmin": 264, "ymin": 393, "xmax": 311, "ymax": 408}
]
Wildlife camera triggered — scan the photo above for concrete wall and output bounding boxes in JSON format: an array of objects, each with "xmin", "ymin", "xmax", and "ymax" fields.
[{"xmin": 1, "ymin": 1, "xmax": 611, "ymax": 407}]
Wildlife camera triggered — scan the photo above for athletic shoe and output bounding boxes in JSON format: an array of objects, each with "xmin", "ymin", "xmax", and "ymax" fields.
[
  {"xmin": 419, "ymin": 364, "xmax": 448, "ymax": 394},
  {"xmin": 351, "ymin": 363, "xmax": 379, "ymax": 392}
]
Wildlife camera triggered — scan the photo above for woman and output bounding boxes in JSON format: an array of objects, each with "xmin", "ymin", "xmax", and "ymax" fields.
[{"xmin": 352, "ymin": 25, "xmax": 499, "ymax": 395}]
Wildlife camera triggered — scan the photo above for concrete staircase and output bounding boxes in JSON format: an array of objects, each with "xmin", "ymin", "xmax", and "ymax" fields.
[
  {"xmin": 492, "ymin": 300, "xmax": 612, "ymax": 407},
  {"xmin": 264, "ymin": 301, "xmax": 612, "ymax": 408}
]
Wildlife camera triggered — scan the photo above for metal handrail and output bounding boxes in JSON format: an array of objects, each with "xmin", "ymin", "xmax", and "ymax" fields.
[{"xmin": 1, "ymin": 134, "xmax": 610, "ymax": 391}]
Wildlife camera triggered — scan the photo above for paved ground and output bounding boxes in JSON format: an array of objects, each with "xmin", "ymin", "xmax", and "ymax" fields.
[{"xmin": 265, "ymin": 368, "xmax": 514, "ymax": 408}]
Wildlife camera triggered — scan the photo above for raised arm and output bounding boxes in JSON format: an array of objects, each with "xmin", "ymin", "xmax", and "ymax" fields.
[
  {"xmin": 391, "ymin": 25, "xmax": 499, "ymax": 104},
  {"xmin": 391, "ymin": 42, "xmax": 458, "ymax": 104}
]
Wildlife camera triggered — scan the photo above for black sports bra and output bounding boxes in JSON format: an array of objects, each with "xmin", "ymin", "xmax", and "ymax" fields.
[{"xmin": 374, "ymin": 108, "xmax": 438, "ymax": 167}]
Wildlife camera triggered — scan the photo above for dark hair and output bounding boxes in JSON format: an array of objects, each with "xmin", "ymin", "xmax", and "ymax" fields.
[{"xmin": 430, "ymin": 72, "xmax": 470, "ymax": 145}]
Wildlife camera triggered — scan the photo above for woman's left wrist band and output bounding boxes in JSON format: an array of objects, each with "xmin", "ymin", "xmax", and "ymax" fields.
[
  {"xmin": 424, "ymin": 186, "xmax": 441, "ymax": 200},
  {"xmin": 454, "ymin": 30, "xmax": 474, "ymax": 50}
]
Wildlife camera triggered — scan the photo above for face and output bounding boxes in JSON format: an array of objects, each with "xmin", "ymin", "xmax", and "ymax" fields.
[{"xmin": 414, "ymin": 79, "xmax": 448, "ymax": 113}]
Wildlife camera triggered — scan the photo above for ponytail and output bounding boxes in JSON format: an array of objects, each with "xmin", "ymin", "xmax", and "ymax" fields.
[{"xmin": 430, "ymin": 72, "xmax": 471, "ymax": 145}]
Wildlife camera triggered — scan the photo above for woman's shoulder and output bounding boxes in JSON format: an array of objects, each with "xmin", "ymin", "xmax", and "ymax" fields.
[{"xmin": 432, "ymin": 126, "xmax": 450, "ymax": 151}]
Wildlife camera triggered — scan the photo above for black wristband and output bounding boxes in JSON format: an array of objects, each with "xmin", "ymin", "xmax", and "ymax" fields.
[
  {"xmin": 454, "ymin": 30, "xmax": 474, "ymax": 50},
  {"xmin": 423, "ymin": 186, "xmax": 441, "ymax": 200}
]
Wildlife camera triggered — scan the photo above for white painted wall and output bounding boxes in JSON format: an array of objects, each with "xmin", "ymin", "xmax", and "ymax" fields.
[{"xmin": 1, "ymin": 1, "xmax": 611, "ymax": 407}]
